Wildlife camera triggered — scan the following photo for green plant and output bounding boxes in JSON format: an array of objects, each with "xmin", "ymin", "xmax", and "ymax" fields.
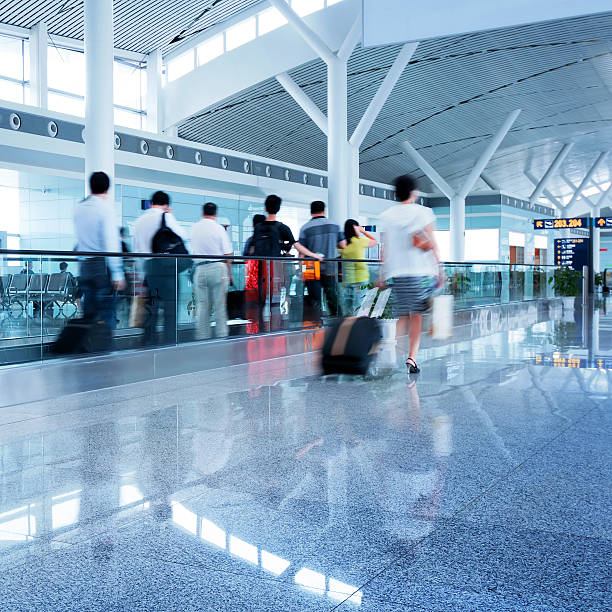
[
  {"xmin": 548, "ymin": 267, "xmax": 582, "ymax": 297},
  {"xmin": 447, "ymin": 272, "xmax": 471, "ymax": 296},
  {"xmin": 361, "ymin": 282, "xmax": 394, "ymax": 319}
]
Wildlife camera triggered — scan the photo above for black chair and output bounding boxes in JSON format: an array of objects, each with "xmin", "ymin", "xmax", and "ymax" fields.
[
  {"xmin": 8, "ymin": 273, "xmax": 30, "ymax": 311},
  {"xmin": 0, "ymin": 274, "xmax": 11, "ymax": 308},
  {"xmin": 45, "ymin": 272, "xmax": 75, "ymax": 316}
]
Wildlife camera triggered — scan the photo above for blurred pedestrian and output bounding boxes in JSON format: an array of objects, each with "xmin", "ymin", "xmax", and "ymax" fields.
[
  {"xmin": 379, "ymin": 175, "xmax": 441, "ymax": 373},
  {"xmin": 191, "ymin": 202, "xmax": 234, "ymax": 340},
  {"xmin": 74, "ymin": 171, "xmax": 125, "ymax": 327},
  {"xmin": 340, "ymin": 219, "xmax": 377, "ymax": 315},
  {"xmin": 298, "ymin": 201, "xmax": 346, "ymax": 318},
  {"xmin": 133, "ymin": 190, "xmax": 186, "ymax": 346}
]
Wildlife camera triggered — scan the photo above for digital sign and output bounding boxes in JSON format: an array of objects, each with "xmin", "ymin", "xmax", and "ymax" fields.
[
  {"xmin": 554, "ymin": 238, "xmax": 589, "ymax": 270},
  {"xmin": 534, "ymin": 354, "xmax": 612, "ymax": 370},
  {"xmin": 533, "ymin": 217, "xmax": 588, "ymax": 229},
  {"xmin": 594, "ymin": 217, "xmax": 612, "ymax": 229}
]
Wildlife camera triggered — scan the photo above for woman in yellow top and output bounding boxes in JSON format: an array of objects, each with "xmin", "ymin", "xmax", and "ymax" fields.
[{"xmin": 340, "ymin": 219, "xmax": 378, "ymax": 315}]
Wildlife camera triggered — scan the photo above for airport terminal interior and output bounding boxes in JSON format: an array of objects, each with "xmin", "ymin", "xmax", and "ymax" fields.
[{"xmin": 0, "ymin": 1, "xmax": 611, "ymax": 610}]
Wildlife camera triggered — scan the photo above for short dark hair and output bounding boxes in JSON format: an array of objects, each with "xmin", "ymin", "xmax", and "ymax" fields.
[
  {"xmin": 89, "ymin": 171, "xmax": 110, "ymax": 195},
  {"xmin": 151, "ymin": 190, "xmax": 170, "ymax": 207},
  {"xmin": 393, "ymin": 174, "xmax": 418, "ymax": 202},
  {"xmin": 253, "ymin": 214, "xmax": 266, "ymax": 227},
  {"xmin": 311, "ymin": 201, "xmax": 325, "ymax": 215},
  {"xmin": 203, "ymin": 202, "xmax": 217, "ymax": 216},
  {"xmin": 119, "ymin": 226, "xmax": 127, "ymax": 237},
  {"xmin": 59, "ymin": 261, "xmax": 68, "ymax": 271},
  {"xmin": 265, "ymin": 194, "xmax": 281, "ymax": 215}
]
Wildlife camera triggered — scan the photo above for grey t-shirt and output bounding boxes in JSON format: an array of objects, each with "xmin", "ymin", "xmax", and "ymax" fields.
[{"xmin": 299, "ymin": 217, "xmax": 345, "ymax": 259}]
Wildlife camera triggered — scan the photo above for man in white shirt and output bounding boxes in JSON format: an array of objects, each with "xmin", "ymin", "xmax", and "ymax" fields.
[
  {"xmin": 380, "ymin": 174, "xmax": 441, "ymax": 374},
  {"xmin": 191, "ymin": 202, "xmax": 233, "ymax": 340},
  {"xmin": 74, "ymin": 172, "xmax": 125, "ymax": 328},
  {"xmin": 133, "ymin": 191, "xmax": 186, "ymax": 346}
]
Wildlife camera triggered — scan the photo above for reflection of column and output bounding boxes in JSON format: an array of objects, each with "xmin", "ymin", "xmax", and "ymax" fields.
[
  {"xmin": 450, "ymin": 196, "xmax": 465, "ymax": 262},
  {"xmin": 84, "ymin": 0, "xmax": 115, "ymax": 189}
]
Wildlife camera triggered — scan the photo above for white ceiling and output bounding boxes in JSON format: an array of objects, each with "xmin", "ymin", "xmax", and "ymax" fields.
[{"xmin": 1, "ymin": 2, "xmax": 612, "ymax": 207}]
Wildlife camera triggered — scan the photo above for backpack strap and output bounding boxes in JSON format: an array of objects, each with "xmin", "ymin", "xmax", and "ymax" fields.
[{"xmin": 160, "ymin": 212, "xmax": 168, "ymax": 228}]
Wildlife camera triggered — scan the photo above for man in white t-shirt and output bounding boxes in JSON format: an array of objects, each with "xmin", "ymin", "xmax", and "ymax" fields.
[
  {"xmin": 380, "ymin": 175, "xmax": 441, "ymax": 374},
  {"xmin": 191, "ymin": 202, "xmax": 234, "ymax": 340}
]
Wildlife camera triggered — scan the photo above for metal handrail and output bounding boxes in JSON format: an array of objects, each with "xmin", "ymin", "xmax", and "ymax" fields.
[{"xmin": 0, "ymin": 249, "xmax": 559, "ymax": 267}]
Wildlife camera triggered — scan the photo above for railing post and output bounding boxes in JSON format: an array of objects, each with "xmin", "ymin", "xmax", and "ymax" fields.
[{"xmin": 582, "ymin": 265, "xmax": 589, "ymax": 309}]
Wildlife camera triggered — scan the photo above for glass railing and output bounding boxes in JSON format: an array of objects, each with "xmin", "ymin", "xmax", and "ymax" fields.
[{"xmin": 0, "ymin": 249, "xmax": 563, "ymax": 366}]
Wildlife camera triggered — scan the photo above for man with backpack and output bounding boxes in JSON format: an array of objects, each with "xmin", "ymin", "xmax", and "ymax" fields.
[
  {"xmin": 133, "ymin": 191, "xmax": 187, "ymax": 346},
  {"xmin": 252, "ymin": 195, "xmax": 321, "ymax": 308}
]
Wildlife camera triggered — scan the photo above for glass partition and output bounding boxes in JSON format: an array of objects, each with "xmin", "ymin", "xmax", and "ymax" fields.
[{"xmin": 0, "ymin": 250, "xmax": 564, "ymax": 367}]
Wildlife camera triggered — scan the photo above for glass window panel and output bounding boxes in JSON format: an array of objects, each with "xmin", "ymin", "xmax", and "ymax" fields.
[
  {"xmin": 197, "ymin": 34, "xmax": 224, "ymax": 66},
  {"xmin": 23, "ymin": 40, "xmax": 30, "ymax": 82},
  {"xmin": 0, "ymin": 78, "xmax": 24, "ymax": 104},
  {"xmin": 114, "ymin": 60, "xmax": 142, "ymax": 109},
  {"xmin": 326, "ymin": 0, "xmax": 344, "ymax": 5},
  {"xmin": 0, "ymin": 35, "xmax": 24, "ymax": 80},
  {"xmin": 114, "ymin": 107, "xmax": 142, "ymax": 129},
  {"xmin": 48, "ymin": 91, "xmax": 85, "ymax": 117},
  {"xmin": 257, "ymin": 7, "xmax": 288, "ymax": 35},
  {"xmin": 292, "ymin": 0, "xmax": 324, "ymax": 17},
  {"xmin": 465, "ymin": 229, "xmax": 499, "ymax": 261},
  {"xmin": 225, "ymin": 17, "xmax": 256, "ymax": 51},
  {"xmin": 167, "ymin": 51, "xmax": 194, "ymax": 82},
  {"xmin": 48, "ymin": 46, "xmax": 85, "ymax": 95}
]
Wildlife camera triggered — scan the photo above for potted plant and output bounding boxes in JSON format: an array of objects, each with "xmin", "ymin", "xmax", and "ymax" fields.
[
  {"xmin": 594, "ymin": 272, "xmax": 604, "ymax": 294},
  {"xmin": 447, "ymin": 272, "xmax": 471, "ymax": 298},
  {"xmin": 361, "ymin": 282, "xmax": 397, "ymax": 342},
  {"xmin": 548, "ymin": 266, "xmax": 582, "ymax": 311}
]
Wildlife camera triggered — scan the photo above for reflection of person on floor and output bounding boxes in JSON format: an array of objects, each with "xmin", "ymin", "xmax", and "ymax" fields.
[
  {"xmin": 191, "ymin": 202, "xmax": 234, "ymax": 340},
  {"xmin": 133, "ymin": 190, "xmax": 185, "ymax": 346}
]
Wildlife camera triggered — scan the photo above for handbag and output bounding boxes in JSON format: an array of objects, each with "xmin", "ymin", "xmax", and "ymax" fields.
[{"xmin": 129, "ymin": 295, "xmax": 147, "ymax": 328}]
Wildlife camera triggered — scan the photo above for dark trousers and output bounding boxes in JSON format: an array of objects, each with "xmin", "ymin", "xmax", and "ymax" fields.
[
  {"xmin": 79, "ymin": 257, "xmax": 115, "ymax": 327},
  {"xmin": 305, "ymin": 273, "xmax": 339, "ymax": 318},
  {"xmin": 144, "ymin": 259, "xmax": 177, "ymax": 346}
]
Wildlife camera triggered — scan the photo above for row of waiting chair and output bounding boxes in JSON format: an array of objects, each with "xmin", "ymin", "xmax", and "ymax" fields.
[{"xmin": 0, "ymin": 273, "xmax": 77, "ymax": 315}]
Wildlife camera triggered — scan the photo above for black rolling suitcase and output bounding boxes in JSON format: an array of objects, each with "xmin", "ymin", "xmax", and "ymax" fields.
[
  {"xmin": 321, "ymin": 316, "xmax": 381, "ymax": 375},
  {"xmin": 226, "ymin": 289, "xmax": 246, "ymax": 320},
  {"xmin": 51, "ymin": 319, "xmax": 112, "ymax": 355}
]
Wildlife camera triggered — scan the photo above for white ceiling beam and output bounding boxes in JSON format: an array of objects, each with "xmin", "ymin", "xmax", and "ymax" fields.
[
  {"xmin": 269, "ymin": 0, "xmax": 335, "ymax": 64},
  {"xmin": 29, "ymin": 21, "xmax": 48, "ymax": 109},
  {"xmin": 524, "ymin": 169, "xmax": 564, "ymax": 209},
  {"xmin": 480, "ymin": 172, "xmax": 500, "ymax": 190},
  {"xmin": 275, "ymin": 72, "xmax": 328, "ymax": 135},
  {"xmin": 401, "ymin": 140, "xmax": 455, "ymax": 199},
  {"xmin": 529, "ymin": 142, "xmax": 574, "ymax": 204},
  {"xmin": 457, "ymin": 109, "xmax": 521, "ymax": 200},
  {"xmin": 350, "ymin": 43, "xmax": 417, "ymax": 149},
  {"xmin": 337, "ymin": 12, "xmax": 362, "ymax": 62},
  {"xmin": 566, "ymin": 151, "xmax": 609, "ymax": 210},
  {"xmin": 561, "ymin": 174, "xmax": 596, "ymax": 208}
]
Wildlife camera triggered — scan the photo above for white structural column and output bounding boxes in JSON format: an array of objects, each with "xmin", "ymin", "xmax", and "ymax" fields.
[
  {"xmin": 275, "ymin": 72, "xmax": 328, "ymax": 135},
  {"xmin": 566, "ymin": 151, "xmax": 609, "ymax": 210},
  {"xmin": 529, "ymin": 142, "xmax": 574, "ymax": 204},
  {"xmin": 146, "ymin": 49, "xmax": 163, "ymax": 133},
  {"xmin": 347, "ymin": 142, "xmax": 360, "ymax": 219},
  {"xmin": 29, "ymin": 21, "xmax": 48, "ymax": 108},
  {"xmin": 402, "ymin": 109, "xmax": 520, "ymax": 261},
  {"xmin": 84, "ymin": 0, "xmax": 115, "ymax": 190},
  {"xmin": 480, "ymin": 172, "xmax": 500, "ymax": 190},
  {"xmin": 327, "ymin": 56, "xmax": 349, "ymax": 225}
]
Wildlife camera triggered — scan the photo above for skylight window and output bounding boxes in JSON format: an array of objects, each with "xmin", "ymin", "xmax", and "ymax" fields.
[
  {"xmin": 291, "ymin": 0, "xmax": 324, "ymax": 17},
  {"xmin": 197, "ymin": 34, "xmax": 224, "ymax": 66},
  {"xmin": 257, "ymin": 7, "xmax": 288, "ymax": 35},
  {"xmin": 225, "ymin": 17, "xmax": 256, "ymax": 51}
]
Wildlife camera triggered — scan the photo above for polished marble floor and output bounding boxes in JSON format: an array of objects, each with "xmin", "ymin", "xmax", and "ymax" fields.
[{"xmin": 0, "ymin": 307, "xmax": 610, "ymax": 611}]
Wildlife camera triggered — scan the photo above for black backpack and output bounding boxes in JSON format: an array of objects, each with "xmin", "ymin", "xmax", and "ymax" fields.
[
  {"xmin": 152, "ymin": 213, "xmax": 191, "ymax": 272},
  {"xmin": 253, "ymin": 222, "xmax": 282, "ymax": 257}
]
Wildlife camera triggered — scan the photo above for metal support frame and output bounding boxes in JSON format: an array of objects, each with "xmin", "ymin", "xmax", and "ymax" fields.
[
  {"xmin": 561, "ymin": 174, "xmax": 596, "ymax": 209},
  {"xmin": 84, "ymin": 0, "xmax": 115, "ymax": 190},
  {"xmin": 275, "ymin": 72, "xmax": 328, "ymax": 135},
  {"xmin": 592, "ymin": 182, "xmax": 612, "ymax": 274},
  {"xmin": 402, "ymin": 110, "xmax": 520, "ymax": 261},
  {"xmin": 565, "ymin": 151, "xmax": 609, "ymax": 210},
  {"xmin": 529, "ymin": 142, "xmax": 574, "ymax": 204},
  {"xmin": 480, "ymin": 172, "xmax": 500, "ymax": 191},
  {"xmin": 29, "ymin": 21, "xmax": 48, "ymax": 109},
  {"xmin": 273, "ymin": 0, "xmax": 414, "ymax": 225},
  {"xmin": 146, "ymin": 49, "xmax": 164, "ymax": 133}
]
